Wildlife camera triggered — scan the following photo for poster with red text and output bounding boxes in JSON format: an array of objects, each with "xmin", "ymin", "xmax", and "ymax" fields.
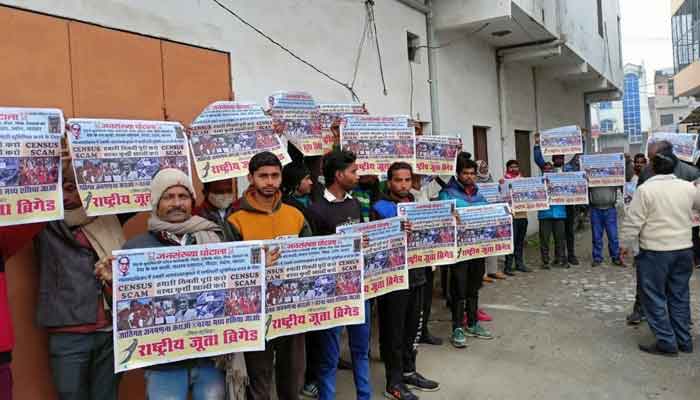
[
  {"xmin": 456, "ymin": 203, "xmax": 513, "ymax": 261},
  {"xmin": 341, "ymin": 115, "xmax": 415, "ymax": 175},
  {"xmin": 319, "ymin": 103, "xmax": 366, "ymax": 154},
  {"xmin": 189, "ymin": 101, "xmax": 291, "ymax": 182},
  {"xmin": 268, "ymin": 91, "xmax": 323, "ymax": 156},
  {"xmin": 264, "ymin": 234, "xmax": 365, "ymax": 339},
  {"xmin": 397, "ymin": 200, "xmax": 457, "ymax": 268},
  {"xmin": 507, "ymin": 177, "xmax": 550, "ymax": 212},
  {"xmin": 415, "ymin": 135, "xmax": 462, "ymax": 175},
  {"xmin": 111, "ymin": 241, "xmax": 266, "ymax": 373},
  {"xmin": 0, "ymin": 107, "xmax": 64, "ymax": 226},
  {"xmin": 67, "ymin": 119, "xmax": 192, "ymax": 216}
]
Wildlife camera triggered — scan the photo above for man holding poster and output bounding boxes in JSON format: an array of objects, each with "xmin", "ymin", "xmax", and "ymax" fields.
[
  {"xmin": 372, "ymin": 162, "xmax": 440, "ymax": 400},
  {"xmin": 227, "ymin": 152, "xmax": 312, "ymax": 400},
  {"xmin": 307, "ymin": 150, "xmax": 371, "ymax": 400},
  {"xmin": 438, "ymin": 153, "xmax": 493, "ymax": 347},
  {"xmin": 117, "ymin": 168, "xmax": 227, "ymax": 399}
]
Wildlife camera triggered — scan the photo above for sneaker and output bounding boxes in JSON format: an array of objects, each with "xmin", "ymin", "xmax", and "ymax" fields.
[
  {"xmin": 626, "ymin": 309, "xmax": 644, "ymax": 325},
  {"xmin": 591, "ymin": 260, "xmax": 603, "ymax": 268},
  {"xmin": 516, "ymin": 265, "xmax": 532, "ymax": 273},
  {"xmin": 611, "ymin": 258, "xmax": 624, "ymax": 267},
  {"xmin": 419, "ymin": 332, "xmax": 443, "ymax": 346},
  {"xmin": 450, "ymin": 328, "xmax": 467, "ymax": 348},
  {"xmin": 301, "ymin": 382, "xmax": 319, "ymax": 399},
  {"xmin": 679, "ymin": 343, "xmax": 694, "ymax": 354},
  {"xmin": 568, "ymin": 256, "xmax": 580, "ymax": 266},
  {"xmin": 553, "ymin": 260, "xmax": 569, "ymax": 269},
  {"xmin": 466, "ymin": 323, "xmax": 494, "ymax": 340},
  {"xmin": 384, "ymin": 384, "xmax": 418, "ymax": 400},
  {"xmin": 403, "ymin": 372, "xmax": 440, "ymax": 392},
  {"xmin": 541, "ymin": 262, "xmax": 551, "ymax": 270},
  {"xmin": 503, "ymin": 269, "xmax": 516, "ymax": 276},
  {"xmin": 490, "ymin": 272, "xmax": 508, "ymax": 280},
  {"xmin": 477, "ymin": 309, "xmax": 492, "ymax": 322}
]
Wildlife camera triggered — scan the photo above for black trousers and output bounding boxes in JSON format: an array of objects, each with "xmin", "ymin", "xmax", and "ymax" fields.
[
  {"xmin": 539, "ymin": 218, "xmax": 566, "ymax": 264},
  {"xmin": 378, "ymin": 284, "xmax": 424, "ymax": 387},
  {"xmin": 305, "ymin": 331, "xmax": 322, "ymax": 383},
  {"xmin": 565, "ymin": 205, "xmax": 577, "ymax": 259},
  {"xmin": 505, "ymin": 218, "xmax": 528, "ymax": 271},
  {"xmin": 245, "ymin": 334, "xmax": 306, "ymax": 400},
  {"xmin": 449, "ymin": 259, "xmax": 485, "ymax": 330},
  {"xmin": 421, "ymin": 267, "xmax": 434, "ymax": 335}
]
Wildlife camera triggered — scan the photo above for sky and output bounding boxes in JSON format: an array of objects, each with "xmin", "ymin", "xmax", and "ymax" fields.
[{"xmin": 619, "ymin": 0, "xmax": 674, "ymax": 95}]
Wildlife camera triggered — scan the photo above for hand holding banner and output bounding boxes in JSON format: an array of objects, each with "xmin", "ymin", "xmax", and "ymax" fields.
[{"xmin": 268, "ymin": 91, "xmax": 323, "ymax": 156}]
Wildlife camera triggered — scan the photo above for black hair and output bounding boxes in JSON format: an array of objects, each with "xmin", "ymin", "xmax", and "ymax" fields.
[
  {"xmin": 456, "ymin": 152, "xmax": 473, "ymax": 174},
  {"xmin": 387, "ymin": 162, "xmax": 413, "ymax": 181},
  {"xmin": 323, "ymin": 150, "xmax": 356, "ymax": 186},
  {"xmin": 651, "ymin": 146, "xmax": 678, "ymax": 175},
  {"xmin": 633, "ymin": 153, "xmax": 647, "ymax": 162},
  {"xmin": 249, "ymin": 151, "xmax": 282, "ymax": 174},
  {"xmin": 458, "ymin": 157, "xmax": 478, "ymax": 174},
  {"xmin": 506, "ymin": 159, "xmax": 520, "ymax": 168}
]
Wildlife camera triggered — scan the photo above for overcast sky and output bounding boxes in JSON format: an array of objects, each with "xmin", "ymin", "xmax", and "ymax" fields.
[{"xmin": 620, "ymin": 0, "xmax": 674, "ymax": 94}]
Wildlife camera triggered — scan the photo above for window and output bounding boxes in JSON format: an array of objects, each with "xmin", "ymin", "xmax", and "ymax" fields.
[
  {"xmin": 597, "ymin": 0, "xmax": 604, "ymax": 37},
  {"xmin": 599, "ymin": 101, "xmax": 612, "ymax": 109},
  {"xmin": 472, "ymin": 126, "xmax": 489, "ymax": 164},
  {"xmin": 672, "ymin": 0, "xmax": 700, "ymax": 73},
  {"xmin": 660, "ymin": 114, "xmax": 675, "ymax": 126},
  {"xmin": 600, "ymin": 119, "xmax": 615, "ymax": 132},
  {"xmin": 407, "ymin": 31, "xmax": 420, "ymax": 63}
]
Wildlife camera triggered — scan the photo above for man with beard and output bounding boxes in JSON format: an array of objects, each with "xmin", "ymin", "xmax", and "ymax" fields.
[
  {"xmin": 307, "ymin": 150, "xmax": 371, "ymax": 400},
  {"xmin": 372, "ymin": 162, "xmax": 440, "ymax": 400},
  {"xmin": 227, "ymin": 151, "xmax": 312, "ymax": 400},
  {"xmin": 118, "ymin": 168, "xmax": 227, "ymax": 399}
]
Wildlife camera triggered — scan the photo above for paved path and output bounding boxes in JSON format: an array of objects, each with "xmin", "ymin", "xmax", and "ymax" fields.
[{"xmin": 334, "ymin": 227, "xmax": 700, "ymax": 400}]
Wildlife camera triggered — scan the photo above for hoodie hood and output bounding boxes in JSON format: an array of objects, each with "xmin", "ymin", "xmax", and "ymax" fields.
[{"xmin": 240, "ymin": 185, "xmax": 283, "ymax": 214}]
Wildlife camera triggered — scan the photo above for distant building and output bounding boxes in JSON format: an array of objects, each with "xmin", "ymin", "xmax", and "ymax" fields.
[{"xmin": 651, "ymin": 67, "xmax": 699, "ymax": 131}]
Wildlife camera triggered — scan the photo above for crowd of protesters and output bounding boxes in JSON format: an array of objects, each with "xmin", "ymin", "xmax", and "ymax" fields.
[{"xmin": 1, "ymin": 124, "xmax": 700, "ymax": 400}]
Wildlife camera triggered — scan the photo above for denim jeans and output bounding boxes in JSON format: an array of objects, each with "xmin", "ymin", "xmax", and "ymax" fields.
[
  {"xmin": 590, "ymin": 207, "xmax": 619, "ymax": 262},
  {"xmin": 636, "ymin": 248, "xmax": 694, "ymax": 352},
  {"xmin": 317, "ymin": 301, "xmax": 371, "ymax": 400},
  {"xmin": 48, "ymin": 332, "xmax": 120, "ymax": 400},
  {"xmin": 145, "ymin": 360, "xmax": 225, "ymax": 400}
]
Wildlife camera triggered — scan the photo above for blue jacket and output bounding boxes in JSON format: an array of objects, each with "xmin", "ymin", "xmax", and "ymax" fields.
[
  {"xmin": 537, "ymin": 204, "xmax": 567, "ymax": 220},
  {"xmin": 437, "ymin": 177, "xmax": 487, "ymax": 208}
]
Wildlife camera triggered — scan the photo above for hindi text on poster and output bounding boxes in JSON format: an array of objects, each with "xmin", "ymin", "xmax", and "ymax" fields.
[
  {"xmin": 111, "ymin": 242, "xmax": 266, "ymax": 373},
  {"xmin": 337, "ymin": 217, "xmax": 408, "ymax": 299},
  {"xmin": 507, "ymin": 177, "xmax": 550, "ymax": 212},
  {"xmin": 415, "ymin": 135, "xmax": 462, "ymax": 175},
  {"xmin": 67, "ymin": 118, "xmax": 192, "ymax": 216},
  {"xmin": 319, "ymin": 103, "xmax": 366, "ymax": 155},
  {"xmin": 456, "ymin": 203, "xmax": 513, "ymax": 261},
  {"xmin": 269, "ymin": 91, "xmax": 323, "ymax": 156},
  {"xmin": 397, "ymin": 200, "xmax": 456, "ymax": 268},
  {"xmin": 545, "ymin": 172, "xmax": 589, "ymax": 205},
  {"xmin": 189, "ymin": 101, "xmax": 291, "ymax": 182},
  {"xmin": 0, "ymin": 107, "xmax": 64, "ymax": 226},
  {"xmin": 341, "ymin": 115, "xmax": 416, "ymax": 175},
  {"xmin": 540, "ymin": 125, "xmax": 583, "ymax": 156},
  {"xmin": 264, "ymin": 234, "xmax": 365, "ymax": 339},
  {"xmin": 647, "ymin": 132, "xmax": 698, "ymax": 163},
  {"xmin": 581, "ymin": 153, "xmax": 625, "ymax": 187}
]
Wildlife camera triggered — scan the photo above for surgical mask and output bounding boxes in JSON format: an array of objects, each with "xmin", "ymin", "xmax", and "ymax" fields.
[{"xmin": 208, "ymin": 192, "xmax": 234, "ymax": 210}]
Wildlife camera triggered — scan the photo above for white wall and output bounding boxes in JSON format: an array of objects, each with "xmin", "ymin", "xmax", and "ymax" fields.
[
  {"xmin": 433, "ymin": 0, "xmax": 510, "ymax": 31},
  {"xmin": 3, "ymin": 0, "xmax": 431, "ymax": 120}
]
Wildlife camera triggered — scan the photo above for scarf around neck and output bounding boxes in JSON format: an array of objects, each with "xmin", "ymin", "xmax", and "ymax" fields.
[
  {"xmin": 64, "ymin": 207, "xmax": 125, "ymax": 260},
  {"xmin": 147, "ymin": 214, "xmax": 222, "ymax": 245}
]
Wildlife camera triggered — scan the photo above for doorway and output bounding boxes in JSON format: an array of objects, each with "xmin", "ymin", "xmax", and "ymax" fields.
[{"xmin": 514, "ymin": 130, "xmax": 532, "ymax": 177}]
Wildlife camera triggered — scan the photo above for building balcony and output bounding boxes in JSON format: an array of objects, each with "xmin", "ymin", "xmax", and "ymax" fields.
[{"xmin": 674, "ymin": 60, "xmax": 700, "ymax": 98}]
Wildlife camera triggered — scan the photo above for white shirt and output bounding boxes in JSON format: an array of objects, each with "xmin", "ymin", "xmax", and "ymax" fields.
[{"xmin": 323, "ymin": 188, "xmax": 353, "ymax": 203}]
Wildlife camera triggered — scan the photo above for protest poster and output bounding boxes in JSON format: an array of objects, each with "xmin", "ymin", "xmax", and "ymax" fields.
[
  {"xmin": 264, "ymin": 234, "xmax": 364, "ymax": 339},
  {"xmin": 319, "ymin": 103, "xmax": 366, "ymax": 154},
  {"xmin": 337, "ymin": 217, "xmax": 409, "ymax": 299},
  {"xmin": 0, "ymin": 107, "xmax": 64, "ymax": 226},
  {"xmin": 341, "ymin": 115, "xmax": 415, "ymax": 175},
  {"xmin": 415, "ymin": 135, "xmax": 462, "ymax": 175},
  {"xmin": 188, "ymin": 101, "xmax": 291, "ymax": 182},
  {"xmin": 507, "ymin": 177, "xmax": 550, "ymax": 212},
  {"xmin": 111, "ymin": 241, "xmax": 266, "ymax": 373},
  {"xmin": 397, "ymin": 200, "xmax": 457, "ymax": 268},
  {"xmin": 478, "ymin": 182, "xmax": 508, "ymax": 204},
  {"xmin": 268, "ymin": 91, "xmax": 323, "ymax": 156},
  {"xmin": 456, "ymin": 203, "xmax": 513, "ymax": 261},
  {"xmin": 66, "ymin": 119, "xmax": 192, "ymax": 216},
  {"xmin": 545, "ymin": 172, "xmax": 589, "ymax": 205},
  {"xmin": 647, "ymin": 132, "xmax": 699, "ymax": 163},
  {"xmin": 540, "ymin": 125, "xmax": 583, "ymax": 156},
  {"xmin": 580, "ymin": 153, "xmax": 625, "ymax": 187}
]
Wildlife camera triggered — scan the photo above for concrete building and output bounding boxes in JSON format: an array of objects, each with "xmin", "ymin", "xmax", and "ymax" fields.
[
  {"xmin": 652, "ymin": 67, "xmax": 699, "ymax": 131},
  {"xmin": 672, "ymin": 0, "xmax": 700, "ymax": 97},
  {"xmin": 0, "ymin": 1, "xmax": 622, "ymax": 399}
]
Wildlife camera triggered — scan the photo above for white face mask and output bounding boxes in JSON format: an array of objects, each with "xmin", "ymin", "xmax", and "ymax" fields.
[{"xmin": 208, "ymin": 192, "xmax": 234, "ymax": 210}]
